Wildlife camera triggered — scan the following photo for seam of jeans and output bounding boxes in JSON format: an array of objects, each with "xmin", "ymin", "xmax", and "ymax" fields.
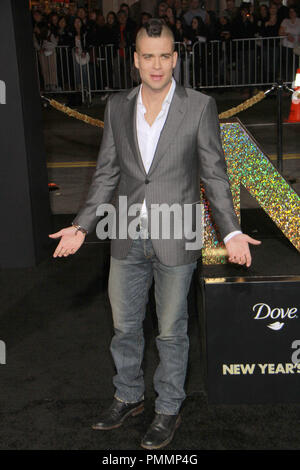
[{"xmin": 114, "ymin": 394, "xmax": 144, "ymax": 404}]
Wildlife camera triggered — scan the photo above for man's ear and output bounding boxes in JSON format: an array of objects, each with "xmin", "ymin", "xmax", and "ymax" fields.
[
  {"xmin": 134, "ymin": 51, "xmax": 139, "ymax": 69},
  {"xmin": 172, "ymin": 50, "xmax": 178, "ymax": 69}
]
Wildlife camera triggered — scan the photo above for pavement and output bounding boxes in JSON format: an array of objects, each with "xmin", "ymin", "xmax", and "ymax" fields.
[{"xmin": 43, "ymin": 88, "xmax": 300, "ymax": 215}]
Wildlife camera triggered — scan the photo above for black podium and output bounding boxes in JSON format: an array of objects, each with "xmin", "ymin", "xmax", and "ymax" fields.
[
  {"xmin": 193, "ymin": 166, "xmax": 300, "ymax": 406},
  {"xmin": 197, "ymin": 272, "xmax": 300, "ymax": 404}
]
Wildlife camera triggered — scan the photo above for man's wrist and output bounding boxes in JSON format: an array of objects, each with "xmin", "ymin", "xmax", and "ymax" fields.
[
  {"xmin": 223, "ymin": 230, "xmax": 242, "ymax": 244},
  {"xmin": 72, "ymin": 223, "xmax": 88, "ymax": 235}
]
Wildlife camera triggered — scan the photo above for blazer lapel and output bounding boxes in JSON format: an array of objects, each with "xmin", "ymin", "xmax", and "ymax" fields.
[
  {"xmin": 123, "ymin": 82, "xmax": 188, "ymax": 177},
  {"xmin": 148, "ymin": 84, "xmax": 188, "ymax": 176},
  {"xmin": 124, "ymin": 86, "xmax": 146, "ymax": 176}
]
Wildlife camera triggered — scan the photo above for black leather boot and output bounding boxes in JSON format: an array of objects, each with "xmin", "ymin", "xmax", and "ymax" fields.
[
  {"xmin": 141, "ymin": 413, "xmax": 181, "ymax": 449},
  {"xmin": 92, "ymin": 398, "xmax": 144, "ymax": 430}
]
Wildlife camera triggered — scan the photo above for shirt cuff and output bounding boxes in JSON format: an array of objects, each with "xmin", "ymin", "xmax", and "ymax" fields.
[{"xmin": 223, "ymin": 230, "xmax": 242, "ymax": 244}]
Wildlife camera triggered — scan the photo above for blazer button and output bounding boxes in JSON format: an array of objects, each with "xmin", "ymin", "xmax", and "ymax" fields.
[{"xmin": 145, "ymin": 178, "xmax": 150, "ymax": 184}]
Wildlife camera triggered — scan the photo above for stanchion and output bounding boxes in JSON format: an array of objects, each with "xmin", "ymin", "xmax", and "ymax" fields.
[
  {"xmin": 277, "ymin": 80, "xmax": 283, "ymax": 173},
  {"xmin": 265, "ymin": 81, "xmax": 294, "ymax": 175}
]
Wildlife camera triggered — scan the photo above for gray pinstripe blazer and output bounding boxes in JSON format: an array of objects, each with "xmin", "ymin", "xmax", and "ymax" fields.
[{"xmin": 72, "ymin": 82, "xmax": 241, "ymax": 266}]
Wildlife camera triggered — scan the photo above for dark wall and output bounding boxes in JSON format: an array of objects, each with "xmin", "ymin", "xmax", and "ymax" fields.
[{"xmin": 0, "ymin": 0, "xmax": 52, "ymax": 268}]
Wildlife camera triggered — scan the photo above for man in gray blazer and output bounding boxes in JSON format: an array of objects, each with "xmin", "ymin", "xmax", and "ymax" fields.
[{"xmin": 49, "ymin": 19, "xmax": 261, "ymax": 449}]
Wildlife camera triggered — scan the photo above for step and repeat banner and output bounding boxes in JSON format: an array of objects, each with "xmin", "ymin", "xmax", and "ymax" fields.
[{"xmin": 199, "ymin": 276, "xmax": 300, "ymax": 403}]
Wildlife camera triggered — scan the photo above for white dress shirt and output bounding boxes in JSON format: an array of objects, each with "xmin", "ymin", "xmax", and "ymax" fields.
[{"xmin": 136, "ymin": 77, "xmax": 241, "ymax": 244}]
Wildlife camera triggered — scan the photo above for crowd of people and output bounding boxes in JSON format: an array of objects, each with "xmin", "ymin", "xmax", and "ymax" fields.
[{"xmin": 31, "ymin": 0, "xmax": 300, "ymax": 93}]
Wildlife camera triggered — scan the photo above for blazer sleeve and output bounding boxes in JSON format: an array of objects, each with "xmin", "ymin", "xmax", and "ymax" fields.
[
  {"xmin": 197, "ymin": 96, "xmax": 241, "ymax": 240},
  {"xmin": 72, "ymin": 96, "xmax": 120, "ymax": 233}
]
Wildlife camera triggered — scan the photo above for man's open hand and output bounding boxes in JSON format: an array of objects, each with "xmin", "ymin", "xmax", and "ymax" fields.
[
  {"xmin": 49, "ymin": 226, "xmax": 86, "ymax": 258},
  {"xmin": 225, "ymin": 233, "xmax": 261, "ymax": 267}
]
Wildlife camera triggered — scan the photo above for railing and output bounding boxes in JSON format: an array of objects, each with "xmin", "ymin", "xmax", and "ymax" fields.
[
  {"xmin": 35, "ymin": 37, "xmax": 300, "ymax": 104},
  {"xmin": 190, "ymin": 36, "xmax": 300, "ymax": 88},
  {"xmin": 35, "ymin": 45, "xmax": 87, "ymax": 102}
]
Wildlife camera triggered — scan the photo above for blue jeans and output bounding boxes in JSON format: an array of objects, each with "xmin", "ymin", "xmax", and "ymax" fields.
[{"xmin": 108, "ymin": 236, "xmax": 197, "ymax": 415}]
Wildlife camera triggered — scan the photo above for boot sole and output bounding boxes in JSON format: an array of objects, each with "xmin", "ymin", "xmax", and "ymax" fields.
[
  {"xmin": 140, "ymin": 415, "xmax": 181, "ymax": 450},
  {"xmin": 92, "ymin": 403, "xmax": 144, "ymax": 431}
]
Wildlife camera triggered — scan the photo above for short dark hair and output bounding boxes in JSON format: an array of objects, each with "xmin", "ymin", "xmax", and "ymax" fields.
[
  {"xmin": 136, "ymin": 18, "xmax": 175, "ymax": 51},
  {"xmin": 143, "ymin": 18, "xmax": 167, "ymax": 37}
]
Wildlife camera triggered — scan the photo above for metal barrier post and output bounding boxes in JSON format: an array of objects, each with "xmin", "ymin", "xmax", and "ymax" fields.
[{"xmin": 276, "ymin": 80, "xmax": 284, "ymax": 173}]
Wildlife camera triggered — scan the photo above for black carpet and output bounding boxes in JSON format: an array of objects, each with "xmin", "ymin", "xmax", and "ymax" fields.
[{"xmin": 0, "ymin": 209, "xmax": 299, "ymax": 450}]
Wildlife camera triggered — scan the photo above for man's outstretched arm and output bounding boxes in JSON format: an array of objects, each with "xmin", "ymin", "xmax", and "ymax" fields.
[
  {"xmin": 49, "ymin": 96, "xmax": 120, "ymax": 257},
  {"xmin": 197, "ymin": 96, "xmax": 261, "ymax": 266}
]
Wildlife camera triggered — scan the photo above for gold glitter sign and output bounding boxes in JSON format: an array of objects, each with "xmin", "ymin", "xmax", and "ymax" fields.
[{"xmin": 202, "ymin": 119, "xmax": 300, "ymax": 264}]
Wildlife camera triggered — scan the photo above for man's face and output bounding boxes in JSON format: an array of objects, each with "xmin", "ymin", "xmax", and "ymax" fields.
[
  {"xmin": 226, "ymin": 0, "xmax": 234, "ymax": 10},
  {"xmin": 134, "ymin": 35, "xmax": 177, "ymax": 94}
]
